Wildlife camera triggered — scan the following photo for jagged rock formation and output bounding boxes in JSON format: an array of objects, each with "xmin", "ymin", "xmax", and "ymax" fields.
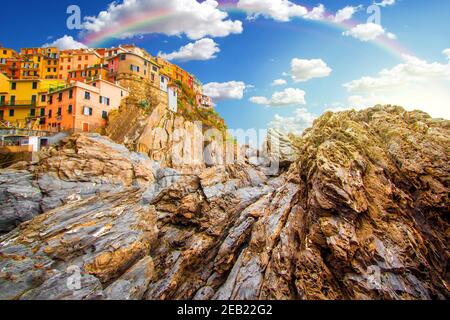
[
  {"xmin": 0, "ymin": 134, "xmax": 156, "ymax": 233},
  {"xmin": 0, "ymin": 105, "xmax": 448, "ymax": 300}
]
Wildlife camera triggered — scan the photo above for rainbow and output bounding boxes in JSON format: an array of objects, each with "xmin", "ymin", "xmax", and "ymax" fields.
[{"xmin": 82, "ymin": 1, "xmax": 411, "ymax": 60}]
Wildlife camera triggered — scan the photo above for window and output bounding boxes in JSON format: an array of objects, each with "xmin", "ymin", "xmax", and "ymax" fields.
[
  {"xmin": 120, "ymin": 54, "xmax": 126, "ymax": 61},
  {"xmin": 9, "ymin": 109, "xmax": 14, "ymax": 117},
  {"xmin": 49, "ymin": 95, "xmax": 53, "ymax": 104},
  {"xmin": 69, "ymin": 89, "xmax": 73, "ymax": 99},
  {"xmin": 32, "ymin": 82, "xmax": 38, "ymax": 89},
  {"xmin": 84, "ymin": 91, "xmax": 91, "ymax": 100},
  {"xmin": 11, "ymin": 82, "xmax": 16, "ymax": 90},
  {"xmin": 10, "ymin": 95, "xmax": 15, "ymax": 105},
  {"xmin": 68, "ymin": 105, "xmax": 73, "ymax": 114},
  {"xmin": 57, "ymin": 107, "xmax": 62, "ymax": 116},
  {"xmin": 130, "ymin": 65, "xmax": 140, "ymax": 72},
  {"xmin": 102, "ymin": 111, "xmax": 108, "ymax": 119},
  {"xmin": 48, "ymin": 110, "xmax": 52, "ymax": 118},
  {"xmin": 58, "ymin": 93, "xmax": 63, "ymax": 101},
  {"xmin": 100, "ymin": 97, "xmax": 111, "ymax": 106},
  {"xmin": 30, "ymin": 109, "xmax": 36, "ymax": 117},
  {"xmin": 31, "ymin": 95, "xmax": 37, "ymax": 104},
  {"xmin": 40, "ymin": 108, "xmax": 45, "ymax": 117},
  {"xmin": 83, "ymin": 106, "xmax": 93, "ymax": 116}
]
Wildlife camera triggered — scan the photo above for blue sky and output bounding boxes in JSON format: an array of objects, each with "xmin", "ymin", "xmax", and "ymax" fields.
[{"xmin": 1, "ymin": 0, "xmax": 449, "ymax": 134}]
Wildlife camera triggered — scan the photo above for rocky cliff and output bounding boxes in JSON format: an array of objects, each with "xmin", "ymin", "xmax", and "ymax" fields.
[
  {"xmin": 106, "ymin": 78, "xmax": 229, "ymax": 171},
  {"xmin": 0, "ymin": 105, "xmax": 448, "ymax": 300}
]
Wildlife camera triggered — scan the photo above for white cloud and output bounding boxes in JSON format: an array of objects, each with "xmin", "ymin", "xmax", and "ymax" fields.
[
  {"xmin": 343, "ymin": 50, "xmax": 450, "ymax": 119},
  {"xmin": 443, "ymin": 48, "xmax": 450, "ymax": 59},
  {"xmin": 343, "ymin": 23, "xmax": 396, "ymax": 42},
  {"xmin": 375, "ymin": 0, "xmax": 396, "ymax": 7},
  {"xmin": 237, "ymin": 0, "xmax": 308, "ymax": 22},
  {"xmin": 203, "ymin": 81, "xmax": 248, "ymax": 100},
  {"xmin": 271, "ymin": 79, "xmax": 287, "ymax": 86},
  {"xmin": 250, "ymin": 88, "xmax": 306, "ymax": 107},
  {"xmin": 43, "ymin": 35, "xmax": 87, "ymax": 50},
  {"xmin": 82, "ymin": 0, "xmax": 243, "ymax": 40},
  {"xmin": 333, "ymin": 6, "xmax": 361, "ymax": 23},
  {"xmin": 159, "ymin": 38, "xmax": 220, "ymax": 62},
  {"xmin": 269, "ymin": 108, "xmax": 316, "ymax": 135},
  {"xmin": 304, "ymin": 4, "xmax": 326, "ymax": 20},
  {"xmin": 291, "ymin": 58, "xmax": 332, "ymax": 82}
]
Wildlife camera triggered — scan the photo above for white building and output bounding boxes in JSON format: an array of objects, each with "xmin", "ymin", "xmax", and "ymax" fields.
[
  {"xmin": 160, "ymin": 75, "xmax": 169, "ymax": 93},
  {"xmin": 168, "ymin": 85, "xmax": 178, "ymax": 113}
]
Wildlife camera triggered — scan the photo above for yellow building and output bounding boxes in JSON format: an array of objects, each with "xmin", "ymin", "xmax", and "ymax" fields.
[
  {"xmin": 20, "ymin": 47, "xmax": 60, "ymax": 80},
  {"xmin": 0, "ymin": 77, "xmax": 65, "ymax": 128},
  {"xmin": 0, "ymin": 73, "xmax": 10, "ymax": 120}
]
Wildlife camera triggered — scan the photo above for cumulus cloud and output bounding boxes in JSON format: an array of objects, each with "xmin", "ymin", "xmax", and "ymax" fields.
[
  {"xmin": 291, "ymin": 58, "xmax": 332, "ymax": 82},
  {"xmin": 237, "ymin": 0, "xmax": 308, "ymax": 22},
  {"xmin": 343, "ymin": 50, "xmax": 450, "ymax": 119},
  {"xmin": 43, "ymin": 35, "xmax": 87, "ymax": 50},
  {"xmin": 271, "ymin": 79, "xmax": 287, "ymax": 86},
  {"xmin": 268, "ymin": 108, "xmax": 316, "ymax": 135},
  {"xmin": 443, "ymin": 48, "xmax": 450, "ymax": 59},
  {"xmin": 82, "ymin": 0, "xmax": 243, "ymax": 40},
  {"xmin": 375, "ymin": 0, "xmax": 396, "ymax": 7},
  {"xmin": 203, "ymin": 81, "xmax": 248, "ymax": 100},
  {"xmin": 343, "ymin": 22, "xmax": 396, "ymax": 42},
  {"xmin": 250, "ymin": 88, "xmax": 306, "ymax": 107},
  {"xmin": 333, "ymin": 5, "xmax": 362, "ymax": 23},
  {"xmin": 159, "ymin": 38, "xmax": 220, "ymax": 62},
  {"xmin": 304, "ymin": 4, "xmax": 326, "ymax": 20}
]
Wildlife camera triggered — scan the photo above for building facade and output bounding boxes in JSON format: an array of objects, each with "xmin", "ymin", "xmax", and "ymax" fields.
[
  {"xmin": 0, "ymin": 77, "xmax": 65, "ymax": 128},
  {"xmin": 45, "ymin": 79, "xmax": 128, "ymax": 133}
]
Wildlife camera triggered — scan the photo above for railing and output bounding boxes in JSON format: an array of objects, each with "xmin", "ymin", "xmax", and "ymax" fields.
[{"xmin": 0, "ymin": 100, "xmax": 37, "ymax": 107}]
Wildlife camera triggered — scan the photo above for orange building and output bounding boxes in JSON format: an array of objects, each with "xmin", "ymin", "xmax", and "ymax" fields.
[
  {"xmin": 0, "ymin": 47, "xmax": 19, "ymax": 79},
  {"xmin": 67, "ymin": 65, "xmax": 109, "ymax": 83},
  {"xmin": 45, "ymin": 79, "xmax": 128, "ymax": 132},
  {"xmin": 58, "ymin": 49, "xmax": 102, "ymax": 80},
  {"xmin": 156, "ymin": 57, "xmax": 193, "ymax": 89}
]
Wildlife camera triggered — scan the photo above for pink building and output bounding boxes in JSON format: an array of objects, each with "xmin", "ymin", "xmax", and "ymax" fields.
[
  {"xmin": 45, "ymin": 79, "xmax": 128, "ymax": 132},
  {"xmin": 196, "ymin": 94, "xmax": 213, "ymax": 109}
]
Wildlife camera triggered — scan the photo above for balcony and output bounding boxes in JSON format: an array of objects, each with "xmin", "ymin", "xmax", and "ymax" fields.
[{"xmin": 0, "ymin": 100, "xmax": 37, "ymax": 107}]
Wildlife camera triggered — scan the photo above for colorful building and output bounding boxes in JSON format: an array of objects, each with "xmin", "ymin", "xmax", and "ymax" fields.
[
  {"xmin": 156, "ymin": 57, "xmax": 194, "ymax": 90},
  {"xmin": 58, "ymin": 49, "xmax": 102, "ymax": 80},
  {"xmin": 107, "ymin": 50, "xmax": 160, "ymax": 88},
  {"xmin": 193, "ymin": 77, "xmax": 203, "ymax": 95},
  {"xmin": 45, "ymin": 79, "xmax": 128, "ymax": 133},
  {"xmin": 0, "ymin": 78, "xmax": 65, "ymax": 128},
  {"xmin": 0, "ymin": 47, "xmax": 19, "ymax": 79},
  {"xmin": 67, "ymin": 65, "xmax": 109, "ymax": 83},
  {"xmin": 196, "ymin": 94, "xmax": 213, "ymax": 109},
  {"xmin": 20, "ymin": 47, "xmax": 60, "ymax": 80}
]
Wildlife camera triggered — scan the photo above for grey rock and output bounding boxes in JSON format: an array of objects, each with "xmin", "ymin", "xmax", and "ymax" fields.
[
  {"xmin": 104, "ymin": 256, "xmax": 154, "ymax": 300},
  {"xmin": 0, "ymin": 170, "xmax": 42, "ymax": 233}
]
